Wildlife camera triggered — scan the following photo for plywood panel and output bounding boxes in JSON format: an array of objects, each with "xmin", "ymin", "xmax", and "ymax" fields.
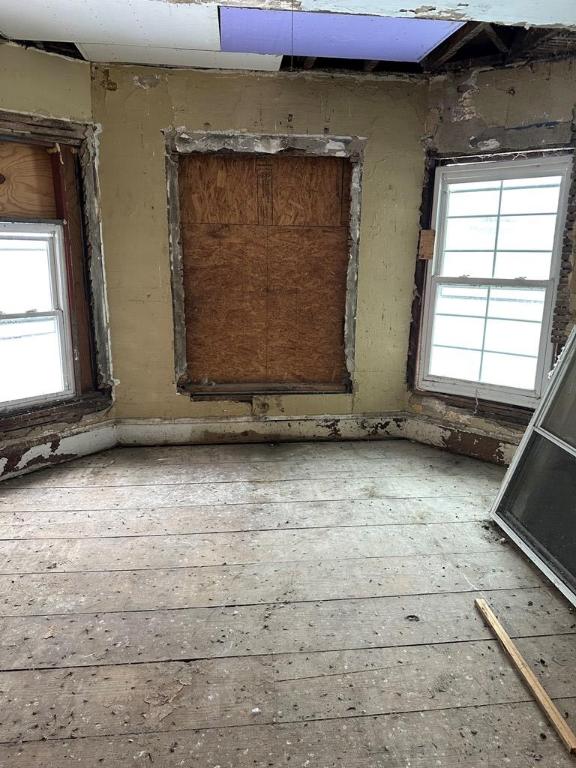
[
  {"xmin": 182, "ymin": 223, "xmax": 267, "ymax": 382},
  {"xmin": 272, "ymin": 156, "xmax": 345, "ymax": 226},
  {"xmin": 0, "ymin": 141, "xmax": 56, "ymax": 218},
  {"xmin": 178, "ymin": 153, "xmax": 351, "ymax": 388},
  {"xmin": 179, "ymin": 155, "xmax": 259, "ymax": 225},
  {"xmin": 267, "ymin": 226, "xmax": 348, "ymax": 384}
]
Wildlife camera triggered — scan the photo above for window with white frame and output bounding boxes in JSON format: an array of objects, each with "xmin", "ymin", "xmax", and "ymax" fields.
[
  {"xmin": 417, "ymin": 155, "xmax": 572, "ymax": 407},
  {"xmin": 0, "ymin": 222, "xmax": 74, "ymax": 409}
]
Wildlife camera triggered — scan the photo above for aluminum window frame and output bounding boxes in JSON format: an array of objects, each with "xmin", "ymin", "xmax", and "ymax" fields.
[
  {"xmin": 0, "ymin": 221, "xmax": 75, "ymax": 411},
  {"xmin": 492, "ymin": 324, "xmax": 576, "ymax": 607},
  {"xmin": 416, "ymin": 155, "xmax": 573, "ymax": 408}
]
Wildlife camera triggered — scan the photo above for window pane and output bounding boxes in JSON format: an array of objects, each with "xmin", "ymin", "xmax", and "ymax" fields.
[
  {"xmin": 500, "ymin": 185, "xmax": 560, "ymax": 215},
  {"xmin": 429, "ymin": 346, "xmax": 481, "ymax": 381},
  {"xmin": 497, "ymin": 214, "xmax": 557, "ymax": 251},
  {"xmin": 542, "ymin": 348, "xmax": 576, "ymax": 450},
  {"xmin": 484, "ymin": 318, "xmax": 541, "ymax": 356},
  {"xmin": 426, "ymin": 162, "xmax": 569, "ymax": 398},
  {"xmin": 480, "ymin": 351, "xmax": 538, "ymax": 389},
  {"xmin": 0, "ymin": 238, "xmax": 53, "ymax": 313},
  {"xmin": 441, "ymin": 251, "xmax": 494, "ymax": 278},
  {"xmin": 498, "ymin": 433, "xmax": 576, "ymax": 592},
  {"xmin": 450, "ymin": 180, "xmax": 501, "ymax": 191},
  {"xmin": 0, "ymin": 317, "xmax": 66, "ymax": 404},
  {"xmin": 432, "ymin": 314, "xmax": 484, "ymax": 349},
  {"xmin": 447, "ymin": 189, "xmax": 500, "ymax": 217},
  {"xmin": 444, "ymin": 217, "xmax": 497, "ymax": 251},
  {"xmin": 488, "ymin": 287, "xmax": 546, "ymax": 322},
  {"xmin": 436, "ymin": 285, "xmax": 488, "ymax": 317},
  {"xmin": 502, "ymin": 175, "xmax": 562, "ymax": 188},
  {"xmin": 493, "ymin": 251, "xmax": 552, "ymax": 280}
]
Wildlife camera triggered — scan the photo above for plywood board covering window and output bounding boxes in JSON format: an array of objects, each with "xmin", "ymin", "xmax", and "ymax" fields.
[{"xmin": 178, "ymin": 153, "xmax": 352, "ymax": 393}]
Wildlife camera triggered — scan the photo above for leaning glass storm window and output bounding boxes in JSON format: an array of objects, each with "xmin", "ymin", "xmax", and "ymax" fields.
[
  {"xmin": 0, "ymin": 222, "xmax": 74, "ymax": 409},
  {"xmin": 417, "ymin": 156, "xmax": 572, "ymax": 407}
]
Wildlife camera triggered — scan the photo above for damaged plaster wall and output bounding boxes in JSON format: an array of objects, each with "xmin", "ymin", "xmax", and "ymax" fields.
[
  {"xmin": 91, "ymin": 65, "xmax": 428, "ymax": 422},
  {"xmin": 0, "ymin": 43, "xmax": 91, "ymax": 121},
  {"xmin": 0, "ymin": 44, "xmax": 114, "ymax": 479},
  {"xmin": 412, "ymin": 57, "xmax": 576, "ymax": 444},
  {"xmin": 164, "ymin": 1, "xmax": 576, "ymax": 30}
]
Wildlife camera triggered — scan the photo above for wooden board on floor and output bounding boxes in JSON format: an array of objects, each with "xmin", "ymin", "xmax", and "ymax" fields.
[
  {"xmin": 0, "ymin": 474, "xmax": 503, "ymax": 512},
  {"xmin": 0, "ymin": 440, "xmax": 574, "ymax": 768},
  {"xmin": 2, "ymin": 454, "xmax": 504, "ymax": 490},
  {"xmin": 0, "ymin": 521, "xmax": 504, "ymax": 574},
  {"xmin": 0, "ymin": 549, "xmax": 542, "ymax": 616},
  {"xmin": 0, "ymin": 587, "xmax": 573, "ymax": 671},
  {"xmin": 0, "ymin": 495, "xmax": 498, "ymax": 539},
  {"xmin": 2, "ymin": 635, "xmax": 576, "ymax": 744},
  {"xmin": 4, "ymin": 699, "xmax": 576, "ymax": 767}
]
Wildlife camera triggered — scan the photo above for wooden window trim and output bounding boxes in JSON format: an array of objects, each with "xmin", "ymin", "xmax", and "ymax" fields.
[
  {"xmin": 0, "ymin": 391, "xmax": 112, "ymax": 434},
  {"xmin": 165, "ymin": 130, "xmax": 366, "ymax": 399},
  {"xmin": 0, "ymin": 112, "xmax": 112, "ymax": 420},
  {"xmin": 407, "ymin": 147, "xmax": 576, "ymax": 422}
]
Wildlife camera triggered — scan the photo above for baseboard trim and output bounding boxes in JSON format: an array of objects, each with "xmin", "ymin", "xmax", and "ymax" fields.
[
  {"xmin": 0, "ymin": 420, "xmax": 117, "ymax": 481},
  {"xmin": 116, "ymin": 414, "xmax": 406, "ymax": 445},
  {"xmin": 0, "ymin": 410, "xmax": 523, "ymax": 482}
]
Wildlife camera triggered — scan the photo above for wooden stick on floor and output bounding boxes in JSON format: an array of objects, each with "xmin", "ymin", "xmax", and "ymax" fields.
[{"xmin": 475, "ymin": 598, "xmax": 576, "ymax": 754}]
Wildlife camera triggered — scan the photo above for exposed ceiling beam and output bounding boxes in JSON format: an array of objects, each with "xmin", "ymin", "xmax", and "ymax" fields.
[
  {"xmin": 483, "ymin": 24, "xmax": 510, "ymax": 53},
  {"xmin": 422, "ymin": 21, "xmax": 487, "ymax": 69},
  {"xmin": 507, "ymin": 27, "xmax": 559, "ymax": 59}
]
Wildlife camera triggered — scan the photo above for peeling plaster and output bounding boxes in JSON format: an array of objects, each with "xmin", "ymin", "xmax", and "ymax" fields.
[
  {"xmin": 134, "ymin": 73, "xmax": 162, "ymax": 90},
  {"xmin": 0, "ymin": 422, "xmax": 117, "ymax": 481},
  {"xmin": 168, "ymin": 1, "xmax": 576, "ymax": 30}
]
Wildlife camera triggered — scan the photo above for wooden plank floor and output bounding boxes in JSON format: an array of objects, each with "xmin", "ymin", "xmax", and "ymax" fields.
[{"xmin": 0, "ymin": 438, "xmax": 575, "ymax": 767}]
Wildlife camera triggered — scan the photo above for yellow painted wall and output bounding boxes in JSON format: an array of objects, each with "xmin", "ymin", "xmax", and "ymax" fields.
[
  {"xmin": 0, "ymin": 44, "xmax": 113, "ymax": 472},
  {"xmin": 3, "ymin": 43, "xmax": 575, "ymax": 442},
  {"xmin": 412, "ymin": 59, "xmax": 576, "ymax": 435},
  {"xmin": 92, "ymin": 65, "xmax": 428, "ymax": 419},
  {"xmin": 0, "ymin": 43, "xmax": 91, "ymax": 121}
]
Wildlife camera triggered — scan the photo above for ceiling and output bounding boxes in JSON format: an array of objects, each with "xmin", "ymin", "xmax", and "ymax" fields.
[{"xmin": 0, "ymin": 0, "xmax": 575, "ymax": 73}]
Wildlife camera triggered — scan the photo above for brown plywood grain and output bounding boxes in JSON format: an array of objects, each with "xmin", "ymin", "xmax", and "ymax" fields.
[
  {"xmin": 0, "ymin": 141, "xmax": 57, "ymax": 219},
  {"xmin": 182, "ymin": 224, "xmax": 268, "ymax": 383},
  {"xmin": 271, "ymin": 156, "xmax": 344, "ymax": 226},
  {"xmin": 179, "ymin": 154, "xmax": 351, "ymax": 389},
  {"xmin": 179, "ymin": 155, "xmax": 259, "ymax": 225},
  {"xmin": 267, "ymin": 227, "xmax": 348, "ymax": 384}
]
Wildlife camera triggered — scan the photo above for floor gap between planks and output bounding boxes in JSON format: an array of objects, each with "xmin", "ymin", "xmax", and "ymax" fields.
[{"xmin": 0, "ymin": 439, "xmax": 575, "ymax": 767}]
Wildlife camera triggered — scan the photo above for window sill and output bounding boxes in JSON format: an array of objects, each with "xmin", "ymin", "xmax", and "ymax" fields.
[
  {"xmin": 182, "ymin": 382, "xmax": 350, "ymax": 401},
  {"xmin": 411, "ymin": 388, "xmax": 534, "ymax": 427},
  {"xmin": 0, "ymin": 391, "xmax": 113, "ymax": 433}
]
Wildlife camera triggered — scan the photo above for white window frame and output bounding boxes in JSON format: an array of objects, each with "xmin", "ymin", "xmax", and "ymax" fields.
[
  {"xmin": 0, "ymin": 221, "xmax": 75, "ymax": 411},
  {"xmin": 416, "ymin": 154, "xmax": 573, "ymax": 408}
]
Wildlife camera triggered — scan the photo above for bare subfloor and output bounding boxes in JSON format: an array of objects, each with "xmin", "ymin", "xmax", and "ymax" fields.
[{"xmin": 0, "ymin": 439, "xmax": 575, "ymax": 766}]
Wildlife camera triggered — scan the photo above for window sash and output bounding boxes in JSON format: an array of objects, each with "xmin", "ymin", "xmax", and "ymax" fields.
[
  {"xmin": 417, "ymin": 155, "xmax": 573, "ymax": 407},
  {"xmin": 0, "ymin": 223, "xmax": 75, "ymax": 410}
]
